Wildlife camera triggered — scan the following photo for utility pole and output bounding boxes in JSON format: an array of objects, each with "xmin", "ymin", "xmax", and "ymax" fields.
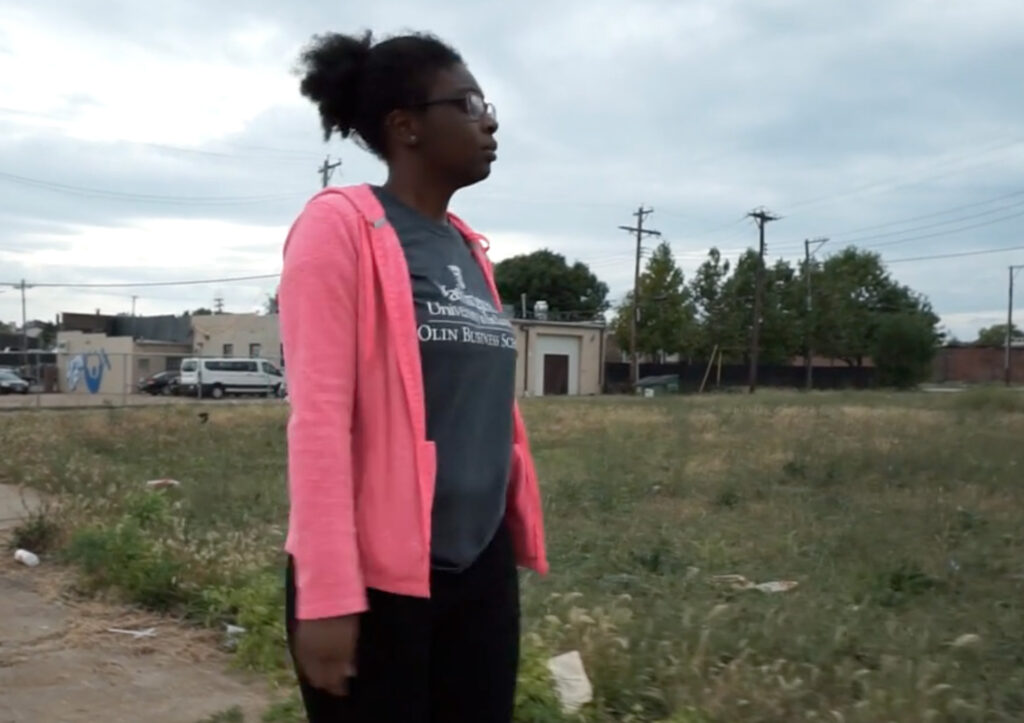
[
  {"xmin": 1007, "ymin": 265, "xmax": 1023, "ymax": 386},
  {"xmin": 804, "ymin": 237, "xmax": 828, "ymax": 391},
  {"xmin": 619, "ymin": 206, "xmax": 661, "ymax": 387},
  {"xmin": 318, "ymin": 155, "xmax": 342, "ymax": 189},
  {"xmin": 131, "ymin": 295, "xmax": 138, "ymax": 339},
  {"xmin": 214, "ymin": 294, "xmax": 225, "ymax": 315},
  {"xmin": 19, "ymin": 279, "xmax": 28, "ymax": 370},
  {"xmin": 747, "ymin": 208, "xmax": 780, "ymax": 393}
]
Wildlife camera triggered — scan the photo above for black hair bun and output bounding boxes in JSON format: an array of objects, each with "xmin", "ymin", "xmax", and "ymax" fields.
[{"xmin": 298, "ymin": 31, "xmax": 372, "ymax": 141}]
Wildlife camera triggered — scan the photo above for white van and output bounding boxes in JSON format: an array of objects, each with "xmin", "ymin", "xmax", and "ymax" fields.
[{"xmin": 178, "ymin": 357, "xmax": 284, "ymax": 399}]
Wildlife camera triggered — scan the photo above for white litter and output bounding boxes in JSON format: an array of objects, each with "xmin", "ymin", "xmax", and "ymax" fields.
[
  {"xmin": 14, "ymin": 549, "xmax": 40, "ymax": 567},
  {"xmin": 712, "ymin": 574, "xmax": 799, "ymax": 593},
  {"xmin": 145, "ymin": 479, "xmax": 181, "ymax": 490},
  {"xmin": 547, "ymin": 650, "xmax": 593, "ymax": 714},
  {"xmin": 106, "ymin": 627, "xmax": 157, "ymax": 639},
  {"xmin": 226, "ymin": 624, "xmax": 246, "ymax": 636},
  {"xmin": 951, "ymin": 633, "xmax": 982, "ymax": 649}
]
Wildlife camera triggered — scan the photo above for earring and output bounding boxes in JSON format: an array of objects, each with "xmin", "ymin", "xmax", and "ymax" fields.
[{"xmin": 408, "ymin": 135, "xmax": 418, "ymax": 144}]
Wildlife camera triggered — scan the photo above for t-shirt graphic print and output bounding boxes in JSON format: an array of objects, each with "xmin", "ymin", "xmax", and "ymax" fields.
[{"xmin": 373, "ymin": 187, "xmax": 517, "ymax": 571}]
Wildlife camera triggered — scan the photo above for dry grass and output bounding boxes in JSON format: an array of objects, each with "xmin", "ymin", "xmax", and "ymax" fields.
[{"xmin": 1, "ymin": 391, "xmax": 1023, "ymax": 722}]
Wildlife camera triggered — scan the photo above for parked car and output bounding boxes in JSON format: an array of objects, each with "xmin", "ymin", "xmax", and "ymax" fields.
[
  {"xmin": 0, "ymin": 370, "xmax": 30, "ymax": 394},
  {"xmin": 178, "ymin": 357, "xmax": 284, "ymax": 399},
  {"xmin": 0, "ymin": 365, "xmax": 31, "ymax": 383},
  {"xmin": 138, "ymin": 370, "xmax": 180, "ymax": 396}
]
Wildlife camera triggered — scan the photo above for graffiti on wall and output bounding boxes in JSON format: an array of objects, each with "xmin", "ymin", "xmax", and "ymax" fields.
[{"xmin": 67, "ymin": 350, "xmax": 112, "ymax": 394}]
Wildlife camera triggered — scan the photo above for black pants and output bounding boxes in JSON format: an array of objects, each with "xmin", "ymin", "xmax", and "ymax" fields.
[{"xmin": 285, "ymin": 525, "xmax": 520, "ymax": 722}]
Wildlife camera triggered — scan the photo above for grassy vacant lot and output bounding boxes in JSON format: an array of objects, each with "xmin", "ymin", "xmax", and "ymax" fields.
[{"xmin": 2, "ymin": 389, "xmax": 1023, "ymax": 722}]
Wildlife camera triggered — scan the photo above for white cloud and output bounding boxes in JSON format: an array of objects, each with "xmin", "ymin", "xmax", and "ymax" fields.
[
  {"xmin": 2, "ymin": 0, "xmax": 1024, "ymax": 338},
  {"xmin": 0, "ymin": 8, "xmax": 296, "ymax": 146}
]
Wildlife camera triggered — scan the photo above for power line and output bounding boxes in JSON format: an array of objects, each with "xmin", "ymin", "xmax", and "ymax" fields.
[
  {"xmin": 0, "ymin": 171, "xmax": 307, "ymax": 205},
  {"xmin": 782, "ymin": 136, "xmax": 1024, "ymax": 212},
  {"xmin": 2, "ymin": 273, "xmax": 279, "ymax": 290},
  {"xmin": 822, "ymin": 188, "xmax": 1024, "ymax": 238},
  {"xmin": 885, "ymin": 244, "xmax": 1024, "ymax": 264},
  {"xmin": 854, "ymin": 207, "xmax": 1024, "ymax": 250}
]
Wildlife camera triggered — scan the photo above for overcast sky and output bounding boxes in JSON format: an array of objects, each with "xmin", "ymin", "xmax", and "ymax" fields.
[{"xmin": 2, "ymin": 0, "xmax": 1023, "ymax": 341}]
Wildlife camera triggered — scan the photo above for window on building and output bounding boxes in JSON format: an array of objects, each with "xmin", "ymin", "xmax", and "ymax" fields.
[
  {"xmin": 249, "ymin": 343, "xmax": 262, "ymax": 358},
  {"xmin": 138, "ymin": 358, "xmax": 150, "ymax": 373},
  {"xmin": 222, "ymin": 343, "xmax": 234, "ymax": 357}
]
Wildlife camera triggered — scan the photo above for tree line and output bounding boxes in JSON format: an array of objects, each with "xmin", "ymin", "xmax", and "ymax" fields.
[{"xmin": 495, "ymin": 244, "xmax": 946, "ymax": 387}]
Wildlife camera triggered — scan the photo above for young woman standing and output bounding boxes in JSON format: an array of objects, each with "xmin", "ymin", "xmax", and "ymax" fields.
[{"xmin": 279, "ymin": 31, "xmax": 548, "ymax": 722}]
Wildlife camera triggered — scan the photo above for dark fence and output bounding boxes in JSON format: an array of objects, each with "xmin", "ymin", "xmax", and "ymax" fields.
[{"xmin": 604, "ymin": 361, "xmax": 876, "ymax": 393}]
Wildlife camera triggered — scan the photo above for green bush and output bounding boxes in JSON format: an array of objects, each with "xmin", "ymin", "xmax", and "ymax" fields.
[
  {"xmin": 64, "ymin": 491, "xmax": 189, "ymax": 611},
  {"xmin": 199, "ymin": 570, "xmax": 288, "ymax": 673},
  {"xmin": 515, "ymin": 634, "xmax": 571, "ymax": 723},
  {"xmin": 9, "ymin": 510, "xmax": 61, "ymax": 554},
  {"xmin": 873, "ymin": 313, "xmax": 938, "ymax": 388}
]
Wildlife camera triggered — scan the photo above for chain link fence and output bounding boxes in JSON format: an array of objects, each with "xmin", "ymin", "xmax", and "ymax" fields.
[{"xmin": 0, "ymin": 351, "xmax": 287, "ymax": 411}]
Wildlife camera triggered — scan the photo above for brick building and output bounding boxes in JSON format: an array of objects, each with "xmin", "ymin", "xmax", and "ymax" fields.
[{"xmin": 932, "ymin": 345, "xmax": 1024, "ymax": 384}]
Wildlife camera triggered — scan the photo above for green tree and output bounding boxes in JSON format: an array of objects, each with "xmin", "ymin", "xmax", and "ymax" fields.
[
  {"xmin": 495, "ymin": 250, "xmax": 609, "ymax": 320},
  {"xmin": 716, "ymin": 251, "xmax": 802, "ymax": 364},
  {"xmin": 873, "ymin": 313, "xmax": 938, "ymax": 388},
  {"xmin": 975, "ymin": 323, "xmax": 1022, "ymax": 347},
  {"xmin": 613, "ymin": 242, "xmax": 698, "ymax": 361},
  {"xmin": 689, "ymin": 248, "xmax": 737, "ymax": 359},
  {"xmin": 264, "ymin": 292, "xmax": 279, "ymax": 315},
  {"xmin": 810, "ymin": 247, "xmax": 939, "ymax": 366}
]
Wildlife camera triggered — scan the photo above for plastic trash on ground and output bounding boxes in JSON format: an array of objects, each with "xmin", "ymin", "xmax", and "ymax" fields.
[
  {"xmin": 145, "ymin": 479, "xmax": 181, "ymax": 490},
  {"xmin": 711, "ymin": 574, "xmax": 799, "ymax": 593},
  {"xmin": 547, "ymin": 650, "xmax": 593, "ymax": 714},
  {"xmin": 106, "ymin": 627, "xmax": 158, "ymax": 639},
  {"xmin": 14, "ymin": 549, "xmax": 40, "ymax": 567}
]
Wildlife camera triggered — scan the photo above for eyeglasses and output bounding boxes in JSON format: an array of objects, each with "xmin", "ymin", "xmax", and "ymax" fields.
[{"xmin": 414, "ymin": 91, "xmax": 496, "ymax": 123}]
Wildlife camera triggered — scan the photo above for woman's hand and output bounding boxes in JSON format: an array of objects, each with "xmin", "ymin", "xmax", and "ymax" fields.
[{"xmin": 293, "ymin": 615, "xmax": 361, "ymax": 697}]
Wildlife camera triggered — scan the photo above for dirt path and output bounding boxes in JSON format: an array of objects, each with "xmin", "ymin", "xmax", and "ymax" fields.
[{"xmin": 0, "ymin": 485, "xmax": 271, "ymax": 723}]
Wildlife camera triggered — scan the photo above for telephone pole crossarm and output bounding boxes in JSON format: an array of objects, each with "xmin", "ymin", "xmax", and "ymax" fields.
[
  {"xmin": 619, "ymin": 206, "xmax": 662, "ymax": 388},
  {"xmin": 746, "ymin": 208, "xmax": 780, "ymax": 393}
]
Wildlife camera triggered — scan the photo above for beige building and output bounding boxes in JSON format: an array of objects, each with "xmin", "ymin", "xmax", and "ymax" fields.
[
  {"xmin": 57, "ymin": 311, "xmax": 605, "ymax": 398},
  {"xmin": 56, "ymin": 331, "xmax": 190, "ymax": 397},
  {"xmin": 512, "ymin": 320, "xmax": 606, "ymax": 397},
  {"xmin": 191, "ymin": 313, "xmax": 282, "ymax": 366}
]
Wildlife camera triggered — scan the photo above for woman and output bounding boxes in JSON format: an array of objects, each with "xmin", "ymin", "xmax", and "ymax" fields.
[{"xmin": 279, "ymin": 31, "xmax": 548, "ymax": 722}]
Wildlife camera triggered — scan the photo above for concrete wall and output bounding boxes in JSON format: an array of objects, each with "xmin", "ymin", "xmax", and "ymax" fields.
[
  {"xmin": 56, "ymin": 332, "xmax": 134, "ymax": 396},
  {"xmin": 191, "ymin": 314, "xmax": 282, "ymax": 366},
  {"xmin": 513, "ymin": 321, "xmax": 605, "ymax": 397},
  {"xmin": 933, "ymin": 345, "xmax": 1024, "ymax": 384},
  {"xmin": 56, "ymin": 333, "xmax": 192, "ymax": 395}
]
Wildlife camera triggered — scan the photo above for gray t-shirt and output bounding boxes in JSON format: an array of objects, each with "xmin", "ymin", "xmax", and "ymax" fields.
[{"xmin": 373, "ymin": 187, "xmax": 517, "ymax": 571}]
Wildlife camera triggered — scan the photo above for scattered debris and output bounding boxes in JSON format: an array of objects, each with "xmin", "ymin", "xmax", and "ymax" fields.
[
  {"xmin": 198, "ymin": 412, "xmax": 210, "ymax": 424},
  {"xmin": 224, "ymin": 624, "xmax": 246, "ymax": 650},
  {"xmin": 13, "ymin": 549, "xmax": 40, "ymax": 567},
  {"xmin": 547, "ymin": 650, "xmax": 593, "ymax": 714},
  {"xmin": 145, "ymin": 479, "xmax": 181, "ymax": 490},
  {"xmin": 951, "ymin": 633, "xmax": 982, "ymax": 649},
  {"xmin": 106, "ymin": 627, "xmax": 158, "ymax": 639},
  {"xmin": 711, "ymin": 574, "xmax": 799, "ymax": 593}
]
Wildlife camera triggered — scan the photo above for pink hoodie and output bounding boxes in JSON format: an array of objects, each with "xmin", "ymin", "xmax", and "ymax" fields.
[{"xmin": 279, "ymin": 184, "xmax": 548, "ymax": 620}]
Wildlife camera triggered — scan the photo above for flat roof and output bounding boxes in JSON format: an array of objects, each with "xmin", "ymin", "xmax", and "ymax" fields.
[{"xmin": 510, "ymin": 318, "xmax": 607, "ymax": 330}]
